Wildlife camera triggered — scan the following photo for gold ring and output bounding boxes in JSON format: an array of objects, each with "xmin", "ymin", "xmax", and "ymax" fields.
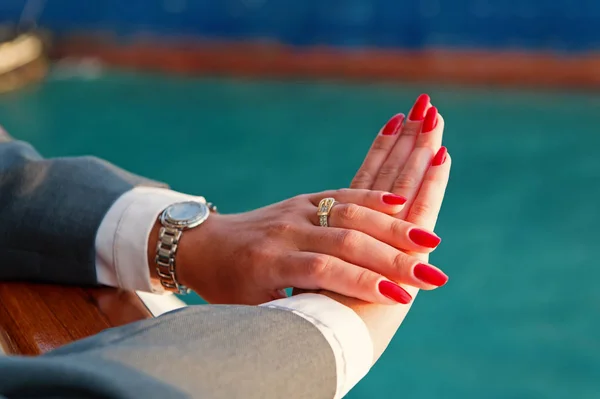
[{"xmin": 317, "ymin": 197, "xmax": 338, "ymax": 227}]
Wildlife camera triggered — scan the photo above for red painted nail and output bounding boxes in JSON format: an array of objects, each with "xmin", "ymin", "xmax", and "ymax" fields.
[
  {"xmin": 414, "ymin": 263, "xmax": 448, "ymax": 286},
  {"xmin": 378, "ymin": 280, "xmax": 412, "ymax": 304},
  {"xmin": 408, "ymin": 228, "xmax": 441, "ymax": 248},
  {"xmin": 408, "ymin": 94, "xmax": 430, "ymax": 121},
  {"xmin": 382, "ymin": 193, "xmax": 407, "ymax": 205},
  {"xmin": 422, "ymin": 106, "xmax": 438, "ymax": 133},
  {"xmin": 381, "ymin": 113, "xmax": 405, "ymax": 135},
  {"xmin": 431, "ymin": 146, "xmax": 447, "ymax": 166}
]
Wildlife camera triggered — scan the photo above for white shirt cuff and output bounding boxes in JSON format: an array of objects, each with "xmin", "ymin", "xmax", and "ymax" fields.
[
  {"xmin": 95, "ymin": 186, "xmax": 204, "ymax": 292},
  {"xmin": 261, "ymin": 293, "xmax": 373, "ymax": 399}
]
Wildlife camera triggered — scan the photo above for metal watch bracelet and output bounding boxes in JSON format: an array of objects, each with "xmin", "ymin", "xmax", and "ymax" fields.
[{"xmin": 155, "ymin": 202, "xmax": 217, "ymax": 295}]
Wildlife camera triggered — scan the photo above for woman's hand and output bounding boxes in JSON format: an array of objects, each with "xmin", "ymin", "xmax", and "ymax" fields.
[
  {"xmin": 173, "ymin": 188, "xmax": 447, "ymax": 305},
  {"xmin": 352, "ymin": 94, "xmax": 448, "ymax": 254},
  {"xmin": 318, "ymin": 94, "xmax": 452, "ymax": 361}
]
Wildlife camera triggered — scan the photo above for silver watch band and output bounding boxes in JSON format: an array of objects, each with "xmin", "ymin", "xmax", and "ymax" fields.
[
  {"xmin": 155, "ymin": 225, "xmax": 190, "ymax": 295},
  {"xmin": 155, "ymin": 202, "xmax": 217, "ymax": 294}
]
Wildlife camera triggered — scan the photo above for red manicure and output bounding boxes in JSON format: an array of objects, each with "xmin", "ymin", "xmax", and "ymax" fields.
[
  {"xmin": 381, "ymin": 113, "xmax": 405, "ymax": 135},
  {"xmin": 431, "ymin": 146, "xmax": 447, "ymax": 166},
  {"xmin": 414, "ymin": 263, "xmax": 448, "ymax": 286},
  {"xmin": 378, "ymin": 280, "xmax": 412, "ymax": 304},
  {"xmin": 422, "ymin": 106, "xmax": 438, "ymax": 133},
  {"xmin": 408, "ymin": 94, "xmax": 430, "ymax": 121},
  {"xmin": 408, "ymin": 228, "xmax": 441, "ymax": 248},
  {"xmin": 382, "ymin": 193, "xmax": 407, "ymax": 205}
]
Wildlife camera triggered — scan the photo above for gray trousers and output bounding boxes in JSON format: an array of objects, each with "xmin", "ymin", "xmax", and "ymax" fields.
[{"xmin": 0, "ymin": 305, "xmax": 337, "ymax": 398}]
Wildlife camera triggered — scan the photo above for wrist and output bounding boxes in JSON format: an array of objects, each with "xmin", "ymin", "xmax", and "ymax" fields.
[
  {"xmin": 147, "ymin": 207, "xmax": 220, "ymax": 295},
  {"xmin": 147, "ymin": 219, "xmax": 162, "ymax": 287},
  {"xmin": 175, "ymin": 214, "xmax": 221, "ymax": 293}
]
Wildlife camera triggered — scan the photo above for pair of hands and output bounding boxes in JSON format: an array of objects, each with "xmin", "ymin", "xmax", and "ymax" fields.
[{"xmin": 168, "ymin": 94, "xmax": 451, "ymax": 305}]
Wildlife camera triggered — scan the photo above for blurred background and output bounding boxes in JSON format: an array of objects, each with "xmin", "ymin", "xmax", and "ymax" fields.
[{"xmin": 0, "ymin": 1, "xmax": 599, "ymax": 398}]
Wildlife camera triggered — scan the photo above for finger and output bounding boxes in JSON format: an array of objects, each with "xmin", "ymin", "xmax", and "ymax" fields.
[
  {"xmin": 415, "ymin": 107, "xmax": 444, "ymax": 150},
  {"xmin": 297, "ymin": 226, "xmax": 448, "ymax": 290},
  {"xmin": 389, "ymin": 147, "xmax": 435, "ymax": 220},
  {"xmin": 402, "ymin": 149, "xmax": 452, "ymax": 270},
  {"xmin": 308, "ymin": 188, "xmax": 408, "ymax": 214},
  {"xmin": 392, "ymin": 111, "xmax": 445, "ymax": 220},
  {"xmin": 387, "ymin": 110, "xmax": 449, "ymax": 298},
  {"xmin": 371, "ymin": 94, "xmax": 432, "ymax": 191},
  {"xmin": 350, "ymin": 114, "xmax": 404, "ymax": 189},
  {"xmin": 407, "ymin": 93, "xmax": 431, "ymax": 125},
  {"xmin": 306, "ymin": 202, "xmax": 441, "ymax": 253},
  {"xmin": 282, "ymin": 251, "xmax": 413, "ymax": 305},
  {"xmin": 406, "ymin": 149, "xmax": 452, "ymax": 231}
]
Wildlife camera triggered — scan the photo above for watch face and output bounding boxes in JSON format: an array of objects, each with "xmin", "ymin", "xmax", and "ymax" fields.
[{"xmin": 163, "ymin": 201, "xmax": 209, "ymax": 228}]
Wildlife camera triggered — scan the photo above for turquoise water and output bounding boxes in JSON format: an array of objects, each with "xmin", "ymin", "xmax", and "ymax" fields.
[{"xmin": 1, "ymin": 68, "xmax": 599, "ymax": 398}]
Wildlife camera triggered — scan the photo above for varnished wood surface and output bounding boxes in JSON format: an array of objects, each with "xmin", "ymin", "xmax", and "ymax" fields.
[{"xmin": 0, "ymin": 283, "xmax": 152, "ymax": 356}]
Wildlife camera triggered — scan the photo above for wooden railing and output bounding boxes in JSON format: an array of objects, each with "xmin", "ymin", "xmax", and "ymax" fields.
[{"xmin": 0, "ymin": 283, "xmax": 152, "ymax": 356}]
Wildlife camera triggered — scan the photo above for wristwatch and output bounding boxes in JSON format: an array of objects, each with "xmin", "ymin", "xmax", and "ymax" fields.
[{"xmin": 155, "ymin": 200, "xmax": 217, "ymax": 294}]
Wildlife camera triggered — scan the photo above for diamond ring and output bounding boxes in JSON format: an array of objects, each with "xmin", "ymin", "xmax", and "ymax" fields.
[{"xmin": 316, "ymin": 197, "xmax": 338, "ymax": 227}]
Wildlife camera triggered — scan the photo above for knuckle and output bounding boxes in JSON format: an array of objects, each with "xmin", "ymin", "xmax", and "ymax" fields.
[
  {"xmin": 392, "ymin": 252, "xmax": 411, "ymax": 274},
  {"xmin": 410, "ymin": 201, "xmax": 433, "ymax": 220},
  {"xmin": 351, "ymin": 170, "xmax": 373, "ymax": 188},
  {"xmin": 377, "ymin": 165, "xmax": 399, "ymax": 179},
  {"xmin": 389, "ymin": 220, "xmax": 406, "ymax": 237},
  {"xmin": 353, "ymin": 268, "xmax": 374, "ymax": 289},
  {"xmin": 371, "ymin": 137, "xmax": 390, "ymax": 152},
  {"xmin": 307, "ymin": 254, "xmax": 332, "ymax": 279},
  {"xmin": 337, "ymin": 229, "xmax": 361, "ymax": 249},
  {"xmin": 393, "ymin": 171, "xmax": 420, "ymax": 191},
  {"xmin": 423, "ymin": 172, "xmax": 439, "ymax": 184},
  {"xmin": 336, "ymin": 203, "xmax": 362, "ymax": 223}
]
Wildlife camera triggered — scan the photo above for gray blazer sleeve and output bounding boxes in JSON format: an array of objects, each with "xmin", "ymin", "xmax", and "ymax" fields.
[
  {"xmin": 0, "ymin": 305, "xmax": 337, "ymax": 399},
  {"xmin": 0, "ymin": 129, "xmax": 166, "ymax": 286}
]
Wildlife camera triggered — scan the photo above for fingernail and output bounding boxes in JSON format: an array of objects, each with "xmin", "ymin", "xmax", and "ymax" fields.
[
  {"xmin": 382, "ymin": 193, "xmax": 407, "ymax": 205},
  {"xmin": 378, "ymin": 280, "xmax": 412, "ymax": 304},
  {"xmin": 408, "ymin": 228, "xmax": 441, "ymax": 248},
  {"xmin": 414, "ymin": 263, "xmax": 448, "ymax": 286},
  {"xmin": 408, "ymin": 94, "xmax": 430, "ymax": 121},
  {"xmin": 381, "ymin": 113, "xmax": 405, "ymax": 135},
  {"xmin": 422, "ymin": 106, "xmax": 438, "ymax": 133},
  {"xmin": 431, "ymin": 146, "xmax": 447, "ymax": 166}
]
